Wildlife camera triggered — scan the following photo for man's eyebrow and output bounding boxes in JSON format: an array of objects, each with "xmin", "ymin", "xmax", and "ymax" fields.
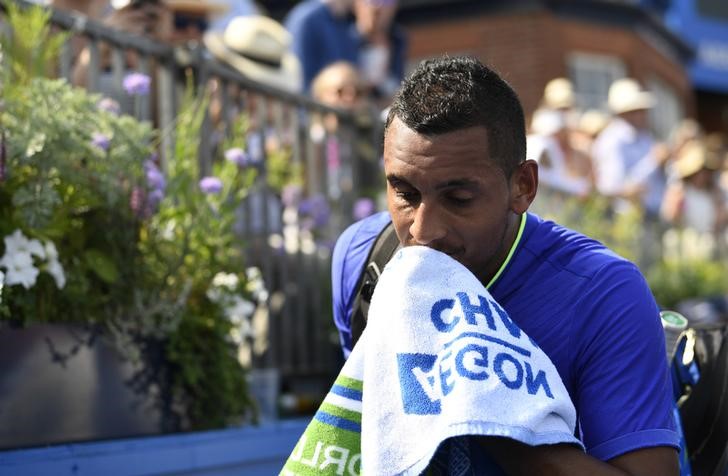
[
  {"xmin": 386, "ymin": 174, "xmax": 408, "ymax": 185},
  {"xmin": 435, "ymin": 179, "xmax": 480, "ymax": 190},
  {"xmin": 386, "ymin": 175, "xmax": 480, "ymax": 189}
]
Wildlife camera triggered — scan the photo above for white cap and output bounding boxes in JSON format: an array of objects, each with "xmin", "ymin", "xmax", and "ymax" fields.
[{"xmin": 608, "ymin": 78, "xmax": 655, "ymax": 114}]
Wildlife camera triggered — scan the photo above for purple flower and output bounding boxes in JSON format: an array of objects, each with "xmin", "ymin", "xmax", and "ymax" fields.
[
  {"xmin": 224, "ymin": 147, "xmax": 249, "ymax": 167},
  {"xmin": 281, "ymin": 184, "xmax": 302, "ymax": 208},
  {"xmin": 146, "ymin": 167, "xmax": 166, "ymax": 191},
  {"xmin": 353, "ymin": 197, "xmax": 376, "ymax": 221},
  {"xmin": 143, "ymin": 158, "xmax": 158, "ymax": 172},
  {"xmin": 97, "ymin": 98, "xmax": 121, "ymax": 115},
  {"xmin": 123, "ymin": 72, "xmax": 151, "ymax": 96},
  {"xmin": 199, "ymin": 176, "xmax": 223, "ymax": 194},
  {"xmin": 298, "ymin": 194, "xmax": 330, "ymax": 229},
  {"xmin": 148, "ymin": 188, "xmax": 164, "ymax": 205},
  {"xmin": 91, "ymin": 132, "xmax": 110, "ymax": 151}
]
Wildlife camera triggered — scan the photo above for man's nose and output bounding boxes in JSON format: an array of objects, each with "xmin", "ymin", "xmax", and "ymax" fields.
[{"xmin": 409, "ymin": 202, "xmax": 447, "ymax": 246}]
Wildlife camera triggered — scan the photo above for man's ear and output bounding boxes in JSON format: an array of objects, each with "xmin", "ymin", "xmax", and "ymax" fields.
[{"xmin": 509, "ymin": 159, "xmax": 538, "ymax": 214}]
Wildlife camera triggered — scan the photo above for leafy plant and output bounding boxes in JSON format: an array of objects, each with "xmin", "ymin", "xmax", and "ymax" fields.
[{"xmin": 0, "ymin": 4, "xmax": 261, "ymax": 430}]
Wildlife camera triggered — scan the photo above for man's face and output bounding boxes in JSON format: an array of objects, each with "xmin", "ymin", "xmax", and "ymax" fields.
[
  {"xmin": 622, "ymin": 108, "xmax": 649, "ymax": 131},
  {"xmin": 383, "ymin": 117, "xmax": 528, "ymax": 285},
  {"xmin": 353, "ymin": 0, "xmax": 397, "ymax": 39}
]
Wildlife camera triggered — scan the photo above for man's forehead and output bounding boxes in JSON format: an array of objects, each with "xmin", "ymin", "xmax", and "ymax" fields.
[{"xmin": 383, "ymin": 119, "xmax": 491, "ymax": 160}]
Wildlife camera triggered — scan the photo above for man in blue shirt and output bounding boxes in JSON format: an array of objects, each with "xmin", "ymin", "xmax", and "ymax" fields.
[
  {"xmin": 284, "ymin": 0, "xmax": 406, "ymax": 96},
  {"xmin": 331, "ymin": 56, "xmax": 680, "ymax": 474}
]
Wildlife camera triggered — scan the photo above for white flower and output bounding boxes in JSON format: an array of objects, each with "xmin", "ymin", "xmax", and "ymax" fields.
[
  {"xmin": 161, "ymin": 220, "xmax": 176, "ymax": 241},
  {"xmin": 245, "ymin": 267, "xmax": 268, "ymax": 302},
  {"xmin": 44, "ymin": 240, "xmax": 58, "ymax": 261},
  {"xmin": 225, "ymin": 296, "xmax": 255, "ymax": 325},
  {"xmin": 0, "ymin": 251, "xmax": 39, "ymax": 289},
  {"xmin": 46, "ymin": 260, "xmax": 66, "ymax": 289},
  {"xmin": 206, "ymin": 287, "xmax": 223, "ymax": 303},
  {"xmin": 0, "ymin": 269, "xmax": 4, "ymax": 304},
  {"xmin": 3, "ymin": 230, "xmax": 46, "ymax": 259},
  {"xmin": 212, "ymin": 272, "xmax": 239, "ymax": 290}
]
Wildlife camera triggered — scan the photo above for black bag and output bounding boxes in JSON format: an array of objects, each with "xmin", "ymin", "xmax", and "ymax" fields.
[
  {"xmin": 350, "ymin": 221, "xmax": 400, "ymax": 347},
  {"xmin": 677, "ymin": 297, "xmax": 728, "ymax": 476}
]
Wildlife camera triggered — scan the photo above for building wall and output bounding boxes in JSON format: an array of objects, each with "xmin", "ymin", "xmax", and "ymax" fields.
[{"xmin": 402, "ymin": 9, "xmax": 694, "ymax": 125}]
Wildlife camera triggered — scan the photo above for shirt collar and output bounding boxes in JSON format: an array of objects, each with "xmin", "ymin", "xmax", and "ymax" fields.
[{"xmin": 486, "ymin": 212, "xmax": 527, "ymax": 290}]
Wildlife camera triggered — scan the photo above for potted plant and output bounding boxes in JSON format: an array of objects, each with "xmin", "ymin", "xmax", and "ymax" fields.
[{"xmin": 0, "ymin": 3, "xmax": 260, "ymax": 448}]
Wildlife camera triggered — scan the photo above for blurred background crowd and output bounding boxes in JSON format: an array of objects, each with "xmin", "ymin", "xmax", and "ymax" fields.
[{"xmin": 37, "ymin": 0, "xmax": 728, "ymax": 259}]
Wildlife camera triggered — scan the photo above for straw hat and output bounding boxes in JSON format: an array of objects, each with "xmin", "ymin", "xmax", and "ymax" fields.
[
  {"xmin": 578, "ymin": 109, "xmax": 609, "ymax": 137},
  {"xmin": 608, "ymin": 78, "xmax": 655, "ymax": 114},
  {"xmin": 543, "ymin": 78, "xmax": 575, "ymax": 110},
  {"xmin": 674, "ymin": 140, "xmax": 718, "ymax": 179},
  {"xmin": 203, "ymin": 16, "xmax": 302, "ymax": 93}
]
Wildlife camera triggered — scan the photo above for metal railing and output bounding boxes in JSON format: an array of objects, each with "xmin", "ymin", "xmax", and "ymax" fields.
[{"xmin": 2, "ymin": 0, "xmax": 382, "ymax": 384}]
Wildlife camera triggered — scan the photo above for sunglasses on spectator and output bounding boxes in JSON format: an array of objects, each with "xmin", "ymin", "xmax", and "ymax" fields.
[{"xmin": 174, "ymin": 13, "xmax": 209, "ymax": 31}]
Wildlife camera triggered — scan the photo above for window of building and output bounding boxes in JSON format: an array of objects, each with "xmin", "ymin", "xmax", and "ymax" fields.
[
  {"xmin": 647, "ymin": 76, "xmax": 684, "ymax": 141},
  {"xmin": 567, "ymin": 52, "xmax": 626, "ymax": 111}
]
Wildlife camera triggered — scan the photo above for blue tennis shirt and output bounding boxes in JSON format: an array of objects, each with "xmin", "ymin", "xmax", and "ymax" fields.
[{"xmin": 331, "ymin": 211, "xmax": 679, "ymax": 461}]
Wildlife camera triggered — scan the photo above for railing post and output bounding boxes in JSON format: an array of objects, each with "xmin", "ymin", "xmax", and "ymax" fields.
[{"xmin": 157, "ymin": 58, "xmax": 175, "ymax": 175}]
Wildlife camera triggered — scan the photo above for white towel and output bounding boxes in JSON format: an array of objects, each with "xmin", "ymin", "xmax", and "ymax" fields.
[{"xmin": 282, "ymin": 245, "xmax": 582, "ymax": 476}]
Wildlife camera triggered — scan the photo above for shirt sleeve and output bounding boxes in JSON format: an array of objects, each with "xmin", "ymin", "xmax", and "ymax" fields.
[
  {"xmin": 572, "ymin": 261, "xmax": 680, "ymax": 460},
  {"xmin": 592, "ymin": 133, "xmax": 627, "ymax": 196},
  {"xmin": 331, "ymin": 212, "xmax": 391, "ymax": 358}
]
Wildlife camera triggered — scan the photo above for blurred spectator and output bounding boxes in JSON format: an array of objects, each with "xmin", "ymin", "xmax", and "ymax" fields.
[
  {"xmin": 353, "ymin": 0, "xmax": 404, "ymax": 101},
  {"xmin": 284, "ymin": 0, "xmax": 406, "ymax": 101},
  {"xmin": 163, "ymin": 0, "xmax": 228, "ymax": 46},
  {"xmin": 527, "ymin": 108, "xmax": 593, "ymax": 198},
  {"xmin": 572, "ymin": 108, "xmax": 609, "ymax": 155},
  {"xmin": 208, "ymin": 0, "xmax": 262, "ymax": 32},
  {"xmin": 51, "ymin": 0, "xmax": 108, "ymax": 19},
  {"xmin": 592, "ymin": 78, "xmax": 667, "ymax": 218},
  {"xmin": 50, "ymin": 0, "xmax": 111, "ymax": 69},
  {"xmin": 669, "ymin": 118, "xmax": 703, "ymax": 158},
  {"xmin": 312, "ymin": 60, "xmax": 369, "ymax": 111},
  {"xmin": 541, "ymin": 77, "xmax": 575, "ymax": 112},
  {"xmin": 309, "ymin": 61, "xmax": 380, "ymax": 202},
  {"xmin": 70, "ymin": 0, "xmax": 226, "ymax": 88},
  {"xmin": 204, "ymin": 15, "xmax": 302, "ymax": 92},
  {"xmin": 284, "ymin": 0, "xmax": 354, "ymax": 91},
  {"xmin": 661, "ymin": 140, "xmax": 727, "ymax": 236}
]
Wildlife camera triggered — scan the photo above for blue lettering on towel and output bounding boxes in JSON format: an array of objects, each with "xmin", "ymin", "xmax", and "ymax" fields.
[{"xmin": 397, "ymin": 291, "xmax": 555, "ymax": 415}]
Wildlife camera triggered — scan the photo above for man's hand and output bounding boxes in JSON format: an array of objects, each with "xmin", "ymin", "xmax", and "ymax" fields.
[{"xmin": 478, "ymin": 437, "xmax": 679, "ymax": 476}]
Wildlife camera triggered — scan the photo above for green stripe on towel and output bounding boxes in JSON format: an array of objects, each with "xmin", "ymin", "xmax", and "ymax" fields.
[
  {"xmin": 319, "ymin": 402, "xmax": 362, "ymax": 424},
  {"xmin": 335, "ymin": 375, "xmax": 363, "ymax": 392}
]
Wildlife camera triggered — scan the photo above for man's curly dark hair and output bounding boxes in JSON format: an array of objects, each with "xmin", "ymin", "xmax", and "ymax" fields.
[{"xmin": 385, "ymin": 56, "xmax": 526, "ymax": 177}]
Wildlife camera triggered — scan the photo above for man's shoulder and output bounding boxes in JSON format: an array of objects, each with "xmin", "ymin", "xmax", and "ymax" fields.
[
  {"xmin": 525, "ymin": 214, "xmax": 631, "ymax": 279},
  {"xmin": 333, "ymin": 211, "xmax": 392, "ymax": 266}
]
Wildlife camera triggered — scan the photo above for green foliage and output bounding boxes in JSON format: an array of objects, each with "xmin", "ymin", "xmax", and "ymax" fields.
[
  {"xmin": 645, "ymin": 258, "xmax": 728, "ymax": 310},
  {"xmin": 0, "ymin": 5, "xmax": 258, "ymax": 430},
  {"xmin": 1, "ymin": 2, "xmax": 68, "ymax": 88},
  {"xmin": 1, "ymin": 77, "xmax": 150, "ymax": 324}
]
